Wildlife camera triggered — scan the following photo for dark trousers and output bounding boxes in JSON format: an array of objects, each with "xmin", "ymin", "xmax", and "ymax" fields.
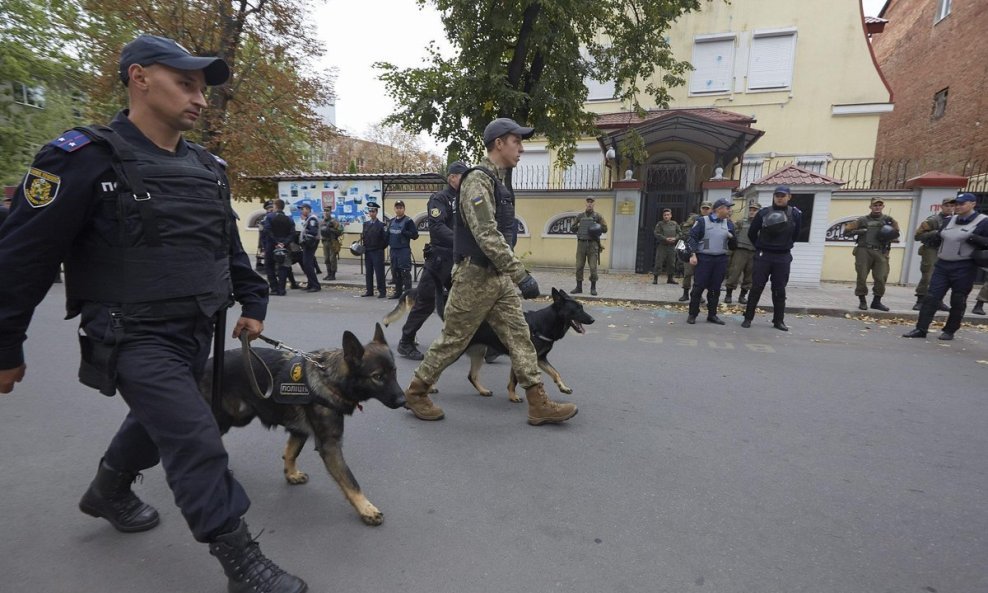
[
  {"xmin": 744, "ymin": 250, "xmax": 792, "ymax": 322},
  {"xmin": 95, "ymin": 310, "xmax": 249, "ymax": 542},
  {"xmin": 301, "ymin": 243, "xmax": 320, "ymax": 288},
  {"xmin": 390, "ymin": 247, "xmax": 412, "ymax": 295},
  {"xmin": 916, "ymin": 259, "xmax": 977, "ymax": 333},
  {"xmin": 263, "ymin": 243, "xmax": 278, "ymax": 288},
  {"xmin": 365, "ymin": 249, "xmax": 386, "ymax": 295},
  {"xmin": 689, "ymin": 253, "xmax": 728, "ymax": 317},
  {"xmin": 401, "ymin": 252, "xmax": 454, "ymax": 343}
]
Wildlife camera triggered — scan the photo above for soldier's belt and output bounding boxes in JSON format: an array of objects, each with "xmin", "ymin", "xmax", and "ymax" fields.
[{"xmin": 456, "ymin": 254, "xmax": 500, "ymax": 273}]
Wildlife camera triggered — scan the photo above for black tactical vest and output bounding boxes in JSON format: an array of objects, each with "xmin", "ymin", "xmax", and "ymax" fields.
[
  {"xmin": 756, "ymin": 206, "xmax": 795, "ymax": 251},
  {"xmin": 454, "ymin": 167, "xmax": 516, "ymax": 261},
  {"xmin": 63, "ymin": 125, "xmax": 234, "ymax": 310}
]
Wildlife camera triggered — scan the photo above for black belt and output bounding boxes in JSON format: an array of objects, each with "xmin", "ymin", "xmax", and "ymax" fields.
[{"xmin": 456, "ymin": 254, "xmax": 499, "ymax": 272}]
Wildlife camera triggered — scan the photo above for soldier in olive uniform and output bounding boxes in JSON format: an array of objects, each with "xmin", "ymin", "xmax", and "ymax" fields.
[
  {"xmin": 678, "ymin": 201, "xmax": 711, "ymax": 302},
  {"xmin": 402, "ymin": 118, "xmax": 577, "ymax": 426},
  {"xmin": 844, "ymin": 198, "xmax": 900, "ymax": 311},
  {"xmin": 652, "ymin": 208, "xmax": 679, "ymax": 284},
  {"xmin": 912, "ymin": 197, "xmax": 955, "ymax": 310},
  {"xmin": 972, "ymin": 283, "xmax": 987, "ymax": 316},
  {"xmin": 572, "ymin": 197, "xmax": 607, "ymax": 295},
  {"xmin": 724, "ymin": 201, "xmax": 760, "ymax": 304},
  {"xmin": 320, "ymin": 210, "xmax": 343, "ymax": 281}
]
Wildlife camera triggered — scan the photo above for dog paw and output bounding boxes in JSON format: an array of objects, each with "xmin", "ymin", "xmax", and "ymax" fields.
[
  {"xmin": 508, "ymin": 394, "xmax": 523, "ymax": 403},
  {"xmin": 559, "ymin": 385, "xmax": 573, "ymax": 394},
  {"xmin": 285, "ymin": 471, "xmax": 309, "ymax": 485},
  {"xmin": 478, "ymin": 389, "xmax": 493, "ymax": 397},
  {"xmin": 360, "ymin": 508, "xmax": 384, "ymax": 526},
  {"xmin": 429, "ymin": 386, "xmax": 439, "ymax": 394}
]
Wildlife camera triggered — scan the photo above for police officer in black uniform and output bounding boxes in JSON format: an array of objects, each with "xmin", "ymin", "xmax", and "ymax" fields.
[
  {"xmin": 0, "ymin": 35, "xmax": 306, "ymax": 593},
  {"xmin": 361, "ymin": 201, "xmax": 388, "ymax": 297},
  {"xmin": 741, "ymin": 185, "xmax": 803, "ymax": 331},
  {"xmin": 397, "ymin": 161, "xmax": 467, "ymax": 359}
]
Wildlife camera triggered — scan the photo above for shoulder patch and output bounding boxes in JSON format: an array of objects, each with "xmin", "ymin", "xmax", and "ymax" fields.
[
  {"xmin": 470, "ymin": 196, "xmax": 484, "ymax": 207},
  {"xmin": 209, "ymin": 152, "xmax": 228, "ymax": 168},
  {"xmin": 430, "ymin": 207, "xmax": 440, "ymax": 218},
  {"xmin": 50, "ymin": 130, "xmax": 92, "ymax": 153},
  {"xmin": 23, "ymin": 168, "xmax": 61, "ymax": 208}
]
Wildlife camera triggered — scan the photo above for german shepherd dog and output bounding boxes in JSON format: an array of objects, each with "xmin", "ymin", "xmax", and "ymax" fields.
[
  {"xmin": 199, "ymin": 323, "xmax": 405, "ymax": 526},
  {"xmin": 383, "ymin": 288, "xmax": 594, "ymax": 402}
]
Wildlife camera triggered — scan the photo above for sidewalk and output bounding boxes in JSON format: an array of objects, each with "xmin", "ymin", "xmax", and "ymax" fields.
[{"xmin": 286, "ymin": 259, "xmax": 988, "ymax": 325}]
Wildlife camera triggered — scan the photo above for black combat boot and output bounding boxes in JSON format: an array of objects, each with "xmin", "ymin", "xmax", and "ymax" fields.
[
  {"xmin": 912, "ymin": 297, "xmax": 923, "ymax": 311},
  {"xmin": 858, "ymin": 295, "xmax": 867, "ymax": 311},
  {"xmin": 973, "ymin": 301, "xmax": 986, "ymax": 316},
  {"xmin": 666, "ymin": 275, "xmax": 678, "ymax": 285},
  {"xmin": 590, "ymin": 281, "xmax": 597, "ymax": 296},
  {"xmin": 78, "ymin": 459, "xmax": 160, "ymax": 533},
  {"xmin": 652, "ymin": 274, "xmax": 658, "ymax": 285},
  {"xmin": 772, "ymin": 293, "xmax": 789, "ymax": 331},
  {"xmin": 738, "ymin": 289, "xmax": 748, "ymax": 304},
  {"xmin": 937, "ymin": 301, "xmax": 950, "ymax": 311},
  {"xmin": 724, "ymin": 289, "xmax": 733, "ymax": 304},
  {"xmin": 397, "ymin": 340, "xmax": 424, "ymax": 361},
  {"xmin": 209, "ymin": 520, "xmax": 308, "ymax": 593},
  {"xmin": 870, "ymin": 297, "xmax": 889, "ymax": 312},
  {"xmin": 678, "ymin": 288, "xmax": 689, "ymax": 302},
  {"xmin": 572, "ymin": 281, "xmax": 583, "ymax": 294}
]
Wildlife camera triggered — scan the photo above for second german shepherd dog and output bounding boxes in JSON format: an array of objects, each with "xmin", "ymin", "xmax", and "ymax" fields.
[
  {"xmin": 384, "ymin": 287, "xmax": 594, "ymax": 402},
  {"xmin": 199, "ymin": 323, "xmax": 405, "ymax": 526}
]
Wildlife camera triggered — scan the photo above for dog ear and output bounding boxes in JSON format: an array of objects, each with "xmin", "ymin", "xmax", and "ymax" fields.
[
  {"xmin": 342, "ymin": 330, "xmax": 365, "ymax": 363},
  {"xmin": 552, "ymin": 287, "xmax": 560, "ymax": 300},
  {"xmin": 372, "ymin": 322, "xmax": 388, "ymax": 345}
]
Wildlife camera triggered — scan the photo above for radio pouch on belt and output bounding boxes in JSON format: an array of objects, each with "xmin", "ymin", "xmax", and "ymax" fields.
[{"xmin": 78, "ymin": 307, "xmax": 125, "ymax": 397}]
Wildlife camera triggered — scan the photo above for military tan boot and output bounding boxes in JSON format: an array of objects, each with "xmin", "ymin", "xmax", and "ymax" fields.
[
  {"xmin": 525, "ymin": 384, "xmax": 578, "ymax": 426},
  {"xmin": 404, "ymin": 376, "xmax": 444, "ymax": 420}
]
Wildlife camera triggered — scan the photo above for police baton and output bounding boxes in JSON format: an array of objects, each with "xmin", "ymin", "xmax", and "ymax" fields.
[{"xmin": 211, "ymin": 308, "xmax": 227, "ymax": 418}]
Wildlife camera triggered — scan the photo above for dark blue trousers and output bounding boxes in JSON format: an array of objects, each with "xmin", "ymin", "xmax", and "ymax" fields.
[
  {"xmin": 94, "ymin": 310, "xmax": 249, "ymax": 542},
  {"xmin": 689, "ymin": 253, "xmax": 728, "ymax": 317},
  {"xmin": 744, "ymin": 250, "xmax": 793, "ymax": 322},
  {"xmin": 301, "ymin": 243, "xmax": 320, "ymax": 288},
  {"xmin": 401, "ymin": 251, "xmax": 454, "ymax": 343},
  {"xmin": 365, "ymin": 249, "xmax": 386, "ymax": 295},
  {"xmin": 916, "ymin": 259, "xmax": 977, "ymax": 333}
]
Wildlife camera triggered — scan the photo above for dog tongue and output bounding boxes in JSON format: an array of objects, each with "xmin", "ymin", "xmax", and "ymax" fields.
[{"xmin": 571, "ymin": 320, "xmax": 585, "ymax": 334}]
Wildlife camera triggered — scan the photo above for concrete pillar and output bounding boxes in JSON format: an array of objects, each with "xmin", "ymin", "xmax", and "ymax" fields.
[
  {"xmin": 702, "ymin": 179, "xmax": 740, "ymax": 207},
  {"xmin": 903, "ymin": 172, "xmax": 967, "ymax": 284},
  {"xmin": 611, "ymin": 179, "xmax": 641, "ymax": 271}
]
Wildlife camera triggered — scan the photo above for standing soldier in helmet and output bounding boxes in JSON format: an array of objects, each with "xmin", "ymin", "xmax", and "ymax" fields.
[
  {"xmin": 572, "ymin": 197, "xmax": 607, "ymax": 295},
  {"xmin": 911, "ymin": 197, "xmax": 955, "ymax": 311},
  {"xmin": 652, "ymin": 208, "xmax": 679, "ymax": 285},
  {"xmin": 844, "ymin": 198, "xmax": 900, "ymax": 311},
  {"xmin": 741, "ymin": 186, "xmax": 803, "ymax": 330},
  {"xmin": 678, "ymin": 202, "xmax": 711, "ymax": 302}
]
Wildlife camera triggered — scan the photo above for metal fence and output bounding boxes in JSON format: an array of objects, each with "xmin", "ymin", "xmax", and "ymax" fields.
[
  {"xmin": 512, "ymin": 164, "xmax": 613, "ymax": 191},
  {"xmin": 755, "ymin": 158, "xmax": 988, "ymax": 191}
]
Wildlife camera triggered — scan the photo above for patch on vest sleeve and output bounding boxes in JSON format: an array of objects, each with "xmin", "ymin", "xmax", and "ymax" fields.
[
  {"xmin": 430, "ymin": 207, "xmax": 440, "ymax": 217},
  {"xmin": 23, "ymin": 168, "xmax": 61, "ymax": 208},
  {"xmin": 470, "ymin": 196, "xmax": 484, "ymax": 207}
]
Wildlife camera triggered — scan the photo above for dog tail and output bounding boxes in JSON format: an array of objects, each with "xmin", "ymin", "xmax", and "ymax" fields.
[{"xmin": 382, "ymin": 289, "xmax": 417, "ymax": 327}]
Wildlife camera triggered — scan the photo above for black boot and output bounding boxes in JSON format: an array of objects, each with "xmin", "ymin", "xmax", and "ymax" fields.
[
  {"xmin": 78, "ymin": 459, "xmax": 160, "ymax": 533},
  {"xmin": 666, "ymin": 275, "xmax": 678, "ymax": 285},
  {"xmin": 973, "ymin": 301, "xmax": 986, "ymax": 316},
  {"xmin": 572, "ymin": 281, "xmax": 583, "ymax": 294},
  {"xmin": 397, "ymin": 340, "xmax": 424, "ymax": 361},
  {"xmin": 209, "ymin": 520, "xmax": 308, "ymax": 593},
  {"xmin": 724, "ymin": 289, "xmax": 733, "ymax": 304},
  {"xmin": 912, "ymin": 297, "xmax": 923, "ymax": 311},
  {"xmin": 858, "ymin": 295, "xmax": 867, "ymax": 311},
  {"xmin": 870, "ymin": 297, "xmax": 889, "ymax": 312},
  {"xmin": 938, "ymin": 301, "xmax": 950, "ymax": 312},
  {"xmin": 772, "ymin": 293, "xmax": 789, "ymax": 331},
  {"xmin": 590, "ymin": 281, "xmax": 597, "ymax": 296},
  {"xmin": 738, "ymin": 289, "xmax": 748, "ymax": 304},
  {"xmin": 678, "ymin": 288, "xmax": 689, "ymax": 302}
]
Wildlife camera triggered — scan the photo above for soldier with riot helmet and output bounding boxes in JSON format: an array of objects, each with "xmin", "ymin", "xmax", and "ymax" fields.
[
  {"xmin": 844, "ymin": 198, "xmax": 900, "ymax": 311},
  {"xmin": 741, "ymin": 185, "xmax": 803, "ymax": 330},
  {"xmin": 572, "ymin": 197, "xmax": 607, "ymax": 295},
  {"xmin": 912, "ymin": 197, "xmax": 955, "ymax": 311}
]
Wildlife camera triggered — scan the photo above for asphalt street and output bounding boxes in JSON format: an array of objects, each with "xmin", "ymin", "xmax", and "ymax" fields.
[{"xmin": 1, "ymin": 284, "xmax": 986, "ymax": 593}]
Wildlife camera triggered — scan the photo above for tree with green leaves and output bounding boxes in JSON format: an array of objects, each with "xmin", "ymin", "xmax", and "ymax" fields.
[{"xmin": 376, "ymin": 0, "xmax": 706, "ymax": 170}]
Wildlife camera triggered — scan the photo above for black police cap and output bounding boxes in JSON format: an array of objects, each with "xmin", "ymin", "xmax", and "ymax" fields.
[{"xmin": 120, "ymin": 34, "xmax": 230, "ymax": 86}]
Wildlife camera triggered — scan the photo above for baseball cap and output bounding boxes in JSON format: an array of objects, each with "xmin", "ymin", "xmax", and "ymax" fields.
[
  {"xmin": 586, "ymin": 197, "xmax": 596, "ymax": 203},
  {"xmin": 749, "ymin": 202, "xmax": 762, "ymax": 209},
  {"xmin": 662, "ymin": 208, "xmax": 672, "ymax": 213},
  {"xmin": 712, "ymin": 198, "xmax": 734, "ymax": 210},
  {"xmin": 120, "ymin": 34, "xmax": 230, "ymax": 86},
  {"xmin": 955, "ymin": 193, "xmax": 977, "ymax": 203},
  {"xmin": 483, "ymin": 118, "xmax": 535, "ymax": 146},
  {"xmin": 447, "ymin": 161, "xmax": 468, "ymax": 175},
  {"xmin": 870, "ymin": 197, "xmax": 885, "ymax": 205},
  {"xmin": 393, "ymin": 200, "xmax": 406, "ymax": 208},
  {"xmin": 773, "ymin": 185, "xmax": 791, "ymax": 195},
  {"xmin": 941, "ymin": 197, "xmax": 958, "ymax": 205},
  {"xmin": 700, "ymin": 201, "xmax": 712, "ymax": 209}
]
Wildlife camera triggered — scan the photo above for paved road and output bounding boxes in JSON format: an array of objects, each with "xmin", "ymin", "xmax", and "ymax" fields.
[{"xmin": 1, "ymin": 285, "xmax": 986, "ymax": 593}]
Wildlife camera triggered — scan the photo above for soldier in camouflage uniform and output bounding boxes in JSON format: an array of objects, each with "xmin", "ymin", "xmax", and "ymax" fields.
[
  {"xmin": 972, "ymin": 282, "xmax": 987, "ymax": 316},
  {"xmin": 678, "ymin": 201, "xmax": 711, "ymax": 302},
  {"xmin": 402, "ymin": 118, "xmax": 577, "ymax": 426},
  {"xmin": 912, "ymin": 197, "xmax": 955, "ymax": 311},
  {"xmin": 724, "ymin": 202, "xmax": 760, "ymax": 304},
  {"xmin": 844, "ymin": 198, "xmax": 900, "ymax": 311},
  {"xmin": 652, "ymin": 208, "xmax": 679, "ymax": 284},
  {"xmin": 572, "ymin": 197, "xmax": 607, "ymax": 295}
]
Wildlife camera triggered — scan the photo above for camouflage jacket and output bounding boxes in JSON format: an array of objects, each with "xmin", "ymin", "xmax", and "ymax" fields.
[{"xmin": 458, "ymin": 155, "xmax": 526, "ymax": 283}]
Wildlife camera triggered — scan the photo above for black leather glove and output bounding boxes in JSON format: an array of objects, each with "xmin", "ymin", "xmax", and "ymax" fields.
[
  {"xmin": 966, "ymin": 233, "xmax": 988, "ymax": 247},
  {"xmin": 518, "ymin": 274, "xmax": 540, "ymax": 299}
]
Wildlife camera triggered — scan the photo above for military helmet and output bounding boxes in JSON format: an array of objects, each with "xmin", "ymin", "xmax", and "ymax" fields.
[
  {"xmin": 349, "ymin": 241, "xmax": 365, "ymax": 256},
  {"xmin": 763, "ymin": 210, "xmax": 789, "ymax": 235},
  {"xmin": 879, "ymin": 224, "xmax": 899, "ymax": 242},
  {"xmin": 587, "ymin": 222, "xmax": 604, "ymax": 240}
]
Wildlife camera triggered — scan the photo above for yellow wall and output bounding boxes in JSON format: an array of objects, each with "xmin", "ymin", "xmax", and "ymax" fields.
[{"xmin": 821, "ymin": 196, "xmax": 914, "ymax": 283}]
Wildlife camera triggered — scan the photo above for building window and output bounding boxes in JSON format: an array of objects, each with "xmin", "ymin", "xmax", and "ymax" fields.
[
  {"xmin": 795, "ymin": 155, "xmax": 830, "ymax": 174},
  {"xmin": 932, "ymin": 88, "xmax": 948, "ymax": 119},
  {"xmin": 935, "ymin": 0, "xmax": 951, "ymax": 22},
  {"xmin": 747, "ymin": 30, "xmax": 797, "ymax": 91},
  {"xmin": 689, "ymin": 34, "xmax": 735, "ymax": 94},
  {"xmin": 582, "ymin": 48, "xmax": 616, "ymax": 101},
  {"xmin": 12, "ymin": 82, "xmax": 45, "ymax": 109},
  {"xmin": 739, "ymin": 159, "xmax": 764, "ymax": 188}
]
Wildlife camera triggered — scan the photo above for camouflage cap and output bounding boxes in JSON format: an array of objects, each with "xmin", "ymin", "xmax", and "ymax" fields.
[
  {"xmin": 749, "ymin": 202, "xmax": 762, "ymax": 209},
  {"xmin": 700, "ymin": 201, "xmax": 713, "ymax": 209}
]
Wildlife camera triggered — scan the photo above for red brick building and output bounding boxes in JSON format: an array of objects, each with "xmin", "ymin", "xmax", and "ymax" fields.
[{"xmin": 870, "ymin": 0, "xmax": 988, "ymax": 175}]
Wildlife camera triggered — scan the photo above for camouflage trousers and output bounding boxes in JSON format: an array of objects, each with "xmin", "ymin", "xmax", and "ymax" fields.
[
  {"xmin": 575, "ymin": 240, "xmax": 600, "ymax": 283},
  {"xmin": 322, "ymin": 240, "xmax": 339, "ymax": 275},
  {"xmin": 682, "ymin": 259, "xmax": 695, "ymax": 291},
  {"xmin": 725, "ymin": 248, "xmax": 755, "ymax": 291},
  {"xmin": 977, "ymin": 282, "xmax": 988, "ymax": 302},
  {"xmin": 415, "ymin": 262, "xmax": 540, "ymax": 388},
  {"xmin": 854, "ymin": 246, "xmax": 890, "ymax": 297},
  {"xmin": 653, "ymin": 244, "xmax": 676, "ymax": 277},
  {"xmin": 914, "ymin": 245, "xmax": 938, "ymax": 298}
]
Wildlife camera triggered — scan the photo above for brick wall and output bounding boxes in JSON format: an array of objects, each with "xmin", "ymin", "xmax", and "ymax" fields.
[{"xmin": 871, "ymin": 0, "xmax": 988, "ymax": 172}]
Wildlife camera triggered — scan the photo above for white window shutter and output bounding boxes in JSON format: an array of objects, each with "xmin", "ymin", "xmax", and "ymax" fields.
[
  {"xmin": 690, "ymin": 37, "xmax": 735, "ymax": 94},
  {"xmin": 748, "ymin": 33, "xmax": 796, "ymax": 90}
]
